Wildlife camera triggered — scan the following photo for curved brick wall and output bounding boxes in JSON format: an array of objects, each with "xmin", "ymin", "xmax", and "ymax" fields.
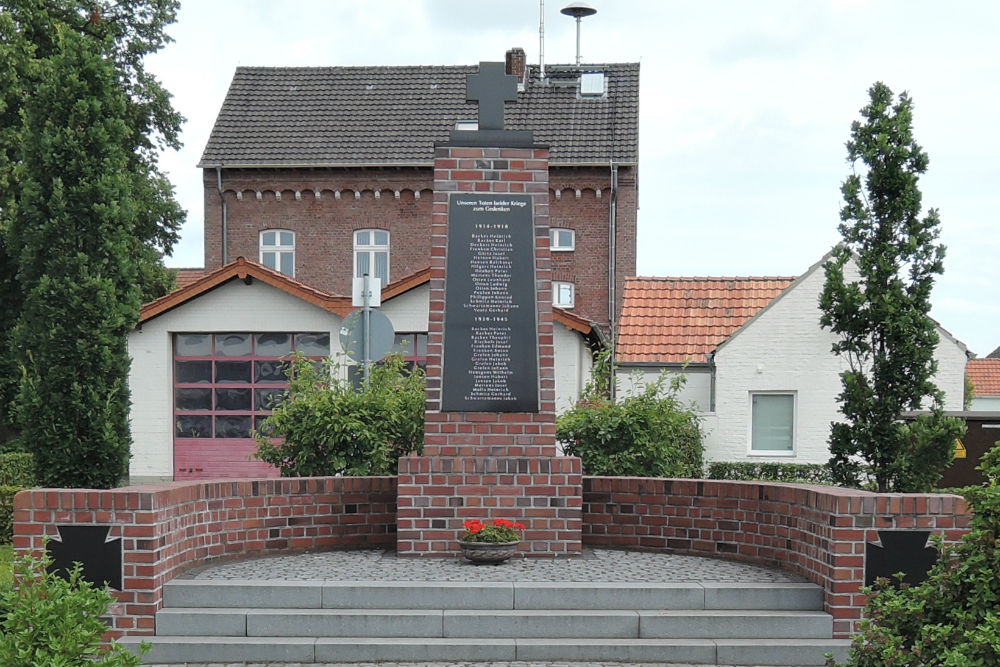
[
  {"xmin": 582, "ymin": 476, "xmax": 970, "ymax": 636},
  {"xmin": 13, "ymin": 477, "xmax": 397, "ymax": 635},
  {"xmin": 14, "ymin": 474, "xmax": 970, "ymax": 638}
]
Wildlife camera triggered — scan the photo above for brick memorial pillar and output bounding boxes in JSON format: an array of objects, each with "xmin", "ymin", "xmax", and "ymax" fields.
[{"xmin": 397, "ymin": 62, "xmax": 582, "ymax": 556}]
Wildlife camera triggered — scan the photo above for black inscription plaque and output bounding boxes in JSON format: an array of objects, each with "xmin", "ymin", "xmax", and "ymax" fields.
[{"xmin": 441, "ymin": 193, "xmax": 538, "ymax": 412}]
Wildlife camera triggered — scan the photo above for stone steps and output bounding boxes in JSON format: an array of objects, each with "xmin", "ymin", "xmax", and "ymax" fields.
[{"xmin": 123, "ymin": 580, "xmax": 851, "ymax": 666}]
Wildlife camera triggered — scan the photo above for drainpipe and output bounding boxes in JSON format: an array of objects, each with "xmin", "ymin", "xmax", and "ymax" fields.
[
  {"xmin": 216, "ymin": 166, "xmax": 228, "ymax": 265},
  {"xmin": 608, "ymin": 161, "xmax": 618, "ymax": 402}
]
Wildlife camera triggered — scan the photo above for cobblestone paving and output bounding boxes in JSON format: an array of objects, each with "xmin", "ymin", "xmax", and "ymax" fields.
[{"xmin": 179, "ymin": 548, "xmax": 807, "ymax": 583}]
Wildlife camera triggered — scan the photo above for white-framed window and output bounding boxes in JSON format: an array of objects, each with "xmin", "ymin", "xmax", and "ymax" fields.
[
  {"xmin": 550, "ymin": 228, "xmax": 575, "ymax": 251},
  {"xmin": 260, "ymin": 229, "xmax": 294, "ymax": 277},
  {"xmin": 553, "ymin": 281, "xmax": 575, "ymax": 308},
  {"xmin": 354, "ymin": 229, "xmax": 389, "ymax": 285},
  {"xmin": 750, "ymin": 392, "xmax": 796, "ymax": 454}
]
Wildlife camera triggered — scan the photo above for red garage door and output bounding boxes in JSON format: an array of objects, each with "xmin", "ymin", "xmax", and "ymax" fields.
[{"xmin": 173, "ymin": 332, "xmax": 329, "ymax": 480}]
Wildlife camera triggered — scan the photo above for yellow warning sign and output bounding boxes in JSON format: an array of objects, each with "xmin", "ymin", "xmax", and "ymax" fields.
[{"xmin": 954, "ymin": 438, "xmax": 967, "ymax": 459}]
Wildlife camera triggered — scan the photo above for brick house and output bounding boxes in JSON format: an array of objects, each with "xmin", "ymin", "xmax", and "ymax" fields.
[
  {"xmin": 967, "ymin": 357, "xmax": 1000, "ymax": 410},
  {"xmin": 126, "ymin": 49, "xmax": 636, "ymax": 482},
  {"xmin": 616, "ymin": 252, "xmax": 970, "ymax": 464},
  {"xmin": 198, "ymin": 48, "xmax": 637, "ymax": 333}
]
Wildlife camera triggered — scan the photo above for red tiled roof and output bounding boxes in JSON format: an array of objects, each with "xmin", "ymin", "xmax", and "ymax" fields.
[
  {"xmin": 617, "ymin": 276, "xmax": 796, "ymax": 363},
  {"xmin": 140, "ymin": 260, "xmax": 597, "ymax": 341},
  {"xmin": 173, "ymin": 268, "xmax": 207, "ymax": 289},
  {"xmin": 140, "ymin": 257, "xmax": 353, "ymax": 323},
  {"xmin": 968, "ymin": 358, "xmax": 1000, "ymax": 396}
]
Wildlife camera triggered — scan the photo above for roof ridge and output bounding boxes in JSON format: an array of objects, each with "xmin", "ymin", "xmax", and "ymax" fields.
[{"xmin": 628, "ymin": 275, "xmax": 799, "ymax": 282}]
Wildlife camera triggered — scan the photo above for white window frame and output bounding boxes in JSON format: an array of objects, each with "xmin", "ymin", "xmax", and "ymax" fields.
[
  {"xmin": 259, "ymin": 229, "xmax": 295, "ymax": 277},
  {"xmin": 748, "ymin": 391, "xmax": 796, "ymax": 456},
  {"xmin": 550, "ymin": 228, "xmax": 576, "ymax": 252},
  {"xmin": 353, "ymin": 229, "xmax": 390, "ymax": 285},
  {"xmin": 552, "ymin": 281, "xmax": 575, "ymax": 309}
]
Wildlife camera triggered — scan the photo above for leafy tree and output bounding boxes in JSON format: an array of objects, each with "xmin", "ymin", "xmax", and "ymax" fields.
[
  {"xmin": 254, "ymin": 354, "xmax": 425, "ymax": 477},
  {"xmin": 819, "ymin": 82, "xmax": 965, "ymax": 493},
  {"xmin": 557, "ymin": 350, "xmax": 704, "ymax": 478},
  {"xmin": 829, "ymin": 444, "xmax": 1000, "ymax": 667},
  {"xmin": 0, "ymin": 2, "xmax": 183, "ymax": 486}
]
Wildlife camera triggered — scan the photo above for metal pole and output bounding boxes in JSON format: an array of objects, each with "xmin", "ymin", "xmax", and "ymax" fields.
[
  {"xmin": 363, "ymin": 273, "xmax": 371, "ymax": 383},
  {"xmin": 575, "ymin": 17, "xmax": 582, "ymax": 65}
]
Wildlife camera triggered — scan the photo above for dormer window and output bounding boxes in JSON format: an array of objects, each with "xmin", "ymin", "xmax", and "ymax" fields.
[{"xmin": 580, "ymin": 71, "xmax": 605, "ymax": 97}]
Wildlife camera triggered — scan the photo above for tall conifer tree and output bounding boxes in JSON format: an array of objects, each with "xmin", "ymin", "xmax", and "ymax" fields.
[{"xmin": 820, "ymin": 82, "xmax": 964, "ymax": 493}]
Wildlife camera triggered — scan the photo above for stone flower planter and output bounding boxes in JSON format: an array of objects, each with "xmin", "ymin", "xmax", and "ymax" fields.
[{"xmin": 458, "ymin": 540, "xmax": 520, "ymax": 565}]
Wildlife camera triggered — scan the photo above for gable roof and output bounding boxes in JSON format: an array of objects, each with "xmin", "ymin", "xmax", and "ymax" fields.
[
  {"xmin": 617, "ymin": 276, "xmax": 796, "ymax": 363},
  {"xmin": 968, "ymin": 358, "xmax": 1000, "ymax": 396},
  {"xmin": 139, "ymin": 260, "xmax": 598, "ymax": 343},
  {"xmin": 198, "ymin": 62, "xmax": 639, "ymax": 168},
  {"xmin": 140, "ymin": 257, "xmax": 353, "ymax": 324}
]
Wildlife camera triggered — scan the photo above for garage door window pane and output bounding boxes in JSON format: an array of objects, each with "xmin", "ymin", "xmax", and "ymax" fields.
[
  {"xmin": 175, "ymin": 361, "xmax": 212, "ymax": 384},
  {"xmin": 175, "ymin": 388, "xmax": 212, "ymax": 411},
  {"xmin": 255, "ymin": 360, "xmax": 289, "ymax": 383},
  {"xmin": 215, "ymin": 388, "xmax": 252, "ymax": 411},
  {"xmin": 216, "ymin": 361, "xmax": 251, "ymax": 383},
  {"xmin": 255, "ymin": 388, "xmax": 285, "ymax": 411},
  {"xmin": 295, "ymin": 333, "xmax": 330, "ymax": 356},
  {"xmin": 215, "ymin": 333, "xmax": 251, "ymax": 356},
  {"xmin": 176, "ymin": 415, "xmax": 212, "ymax": 438},
  {"xmin": 255, "ymin": 333, "xmax": 292, "ymax": 356},
  {"xmin": 215, "ymin": 415, "xmax": 252, "ymax": 438},
  {"xmin": 176, "ymin": 334, "xmax": 212, "ymax": 356}
]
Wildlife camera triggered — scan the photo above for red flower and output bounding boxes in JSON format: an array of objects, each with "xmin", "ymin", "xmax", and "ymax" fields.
[
  {"xmin": 463, "ymin": 519, "xmax": 484, "ymax": 533},
  {"xmin": 514, "ymin": 522, "xmax": 526, "ymax": 531}
]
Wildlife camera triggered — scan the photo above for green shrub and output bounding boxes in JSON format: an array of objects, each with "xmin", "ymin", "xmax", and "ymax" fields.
[
  {"xmin": 707, "ymin": 461, "xmax": 839, "ymax": 485},
  {"xmin": 828, "ymin": 444, "xmax": 1000, "ymax": 666},
  {"xmin": 254, "ymin": 353, "xmax": 424, "ymax": 476},
  {"xmin": 557, "ymin": 370, "xmax": 704, "ymax": 478},
  {"xmin": 0, "ymin": 549, "xmax": 148, "ymax": 666},
  {"xmin": 0, "ymin": 453, "xmax": 34, "ymax": 544},
  {"xmin": 0, "ymin": 452, "xmax": 34, "ymax": 487},
  {"xmin": 0, "ymin": 486, "xmax": 20, "ymax": 545}
]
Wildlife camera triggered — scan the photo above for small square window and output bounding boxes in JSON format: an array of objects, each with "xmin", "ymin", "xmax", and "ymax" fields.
[
  {"xmin": 751, "ymin": 393, "xmax": 795, "ymax": 453},
  {"xmin": 550, "ymin": 228, "xmax": 575, "ymax": 251},
  {"xmin": 553, "ymin": 281, "xmax": 575, "ymax": 308}
]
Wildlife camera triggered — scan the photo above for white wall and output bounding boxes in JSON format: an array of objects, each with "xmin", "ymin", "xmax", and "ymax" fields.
[
  {"xmin": 379, "ymin": 284, "xmax": 429, "ymax": 333},
  {"xmin": 707, "ymin": 261, "xmax": 969, "ymax": 464},
  {"xmin": 129, "ymin": 280, "xmax": 593, "ymax": 481},
  {"xmin": 127, "ymin": 280, "xmax": 345, "ymax": 482},
  {"xmin": 615, "ymin": 365, "xmax": 712, "ymax": 412},
  {"xmin": 554, "ymin": 324, "xmax": 593, "ymax": 414}
]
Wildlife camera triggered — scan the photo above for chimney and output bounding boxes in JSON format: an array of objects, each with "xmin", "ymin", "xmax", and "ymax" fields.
[{"xmin": 505, "ymin": 47, "xmax": 526, "ymax": 86}]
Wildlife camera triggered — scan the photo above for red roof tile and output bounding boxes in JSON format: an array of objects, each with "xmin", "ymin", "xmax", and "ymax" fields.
[
  {"xmin": 617, "ymin": 276, "xmax": 796, "ymax": 363},
  {"xmin": 968, "ymin": 358, "xmax": 1000, "ymax": 396},
  {"xmin": 173, "ymin": 268, "xmax": 207, "ymax": 289}
]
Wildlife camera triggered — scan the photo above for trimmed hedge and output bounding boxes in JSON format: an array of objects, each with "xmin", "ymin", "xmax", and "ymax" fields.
[
  {"xmin": 0, "ymin": 452, "xmax": 35, "ymax": 543},
  {"xmin": 707, "ymin": 461, "xmax": 838, "ymax": 485}
]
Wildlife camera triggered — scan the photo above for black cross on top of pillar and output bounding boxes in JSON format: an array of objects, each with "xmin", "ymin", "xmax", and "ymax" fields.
[{"xmin": 466, "ymin": 62, "xmax": 518, "ymax": 131}]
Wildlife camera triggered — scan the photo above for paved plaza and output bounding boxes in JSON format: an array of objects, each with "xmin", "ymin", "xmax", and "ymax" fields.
[
  {"xmin": 177, "ymin": 548, "xmax": 809, "ymax": 584},
  {"xmin": 142, "ymin": 549, "xmax": 823, "ymax": 667}
]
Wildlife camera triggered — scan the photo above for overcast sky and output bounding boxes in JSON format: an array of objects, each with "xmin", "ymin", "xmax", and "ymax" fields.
[{"xmin": 147, "ymin": 0, "xmax": 1000, "ymax": 357}]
